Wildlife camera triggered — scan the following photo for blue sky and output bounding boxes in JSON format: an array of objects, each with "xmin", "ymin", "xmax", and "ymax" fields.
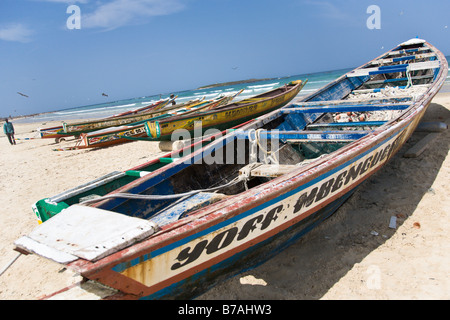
[{"xmin": 1, "ymin": 0, "xmax": 449, "ymax": 118}]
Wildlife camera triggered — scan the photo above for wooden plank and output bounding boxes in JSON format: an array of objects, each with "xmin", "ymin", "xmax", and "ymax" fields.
[
  {"xmin": 236, "ymin": 130, "xmax": 369, "ymax": 141},
  {"xmin": 307, "ymin": 121, "xmax": 387, "ymax": 129},
  {"xmin": 286, "ymin": 138, "xmax": 354, "ymax": 143},
  {"xmin": 286, "ymin": 96, "xmax": 413, "ymax": 107},
  {"xmin": 409, "ymin": 60, "xmax": 440, "ymax": 71},
  {"xmin": 369, "ymin": 53, "xmax": 436, "ymax": 65},
  {"xmin": 347, "ymin": 60, "xmax": 440, "ymax": 77},
  {"xmin": 239, "ymin": 163, "xmax": 298, "ymax": 178},
  {"xmin": 364, "ymin": 74, "xmax": 433, "ymax": 86},
  {"xmin": 369, "ymin": 66, "xmax": 407, "ymax": 75},
  {"xmin": 403, "ymin": 132, "xmax": 440, "ymax": 158},
  {"xmin": 283, "ymin": 103, "xmax": 410, "ymax": 114},
  {"xmin": 403, "ymin": 120, "xmax": 448, "ymax": 158},
  {"xmin": 15, "ymin": 205, "xmax": 158, "ymax": 262},
  {"xmin": 385, "ymin": 47, "xmax": 430, "ymax": 56}
]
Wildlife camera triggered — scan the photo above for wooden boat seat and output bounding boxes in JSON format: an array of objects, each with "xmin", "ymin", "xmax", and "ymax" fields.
[
  {"xmin": 385, "ymin": 46, "xmax": 430, "ymax": 57},
  {"xmin": 238, "ymin": 159, "xmax": 332, "ymax": 179},
  {"xmin": 306, "ymin": 121, "xmax": 387, "ymax": 130},
  {"xmin": 239, "ymin": 163, "xmax": 298, "ymax": 178},
  {"xmin": 368, "ymin": 52, "xmax": 436, "ymax": 65},
  {"xmin": 236, "ymin": 130, "xmax": 369, "ymax": 141},
  {"xmin": 364, "ymin": 74, "xmax": 433, "ymax": 86},
  {"xmin": 347, "ymin": 60, "xmax": 440, "ymax": 78},
  {"xmin": 149, "ymin": 192, "xmax": 227, "ymax": 227},
  {"xmin": 285, "ymin": 96, "xmax": 413, "ymax": 107},
  {"xmin": 282, "ymin": 103, "xmax": 411, "ymax": 115}
]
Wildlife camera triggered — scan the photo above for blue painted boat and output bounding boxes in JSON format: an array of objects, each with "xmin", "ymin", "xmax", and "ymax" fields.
[{"xmin": 14, "ymin": 39, "xmax": 448, "ymax": 300}]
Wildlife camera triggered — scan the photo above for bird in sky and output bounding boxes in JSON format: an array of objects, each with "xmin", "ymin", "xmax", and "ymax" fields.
[{"xmin": 17, "ymin": 92, "xmax": 29, "ymax": 98}]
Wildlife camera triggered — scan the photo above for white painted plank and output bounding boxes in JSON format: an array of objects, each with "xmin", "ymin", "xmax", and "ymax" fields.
[{"xmin": 15, "ymin": 205, "xmax": 157, "ymax": 262}]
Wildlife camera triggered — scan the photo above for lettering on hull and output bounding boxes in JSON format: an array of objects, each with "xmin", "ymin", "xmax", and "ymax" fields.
[{"xmin": 119, "ymin": 128, "xmax": 408, "ymax": 290}]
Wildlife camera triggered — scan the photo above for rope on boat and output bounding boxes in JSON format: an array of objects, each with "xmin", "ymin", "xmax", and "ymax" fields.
[
  {"xmin": 406, "ymin": 65, "xmax": 413, "ymax": 89},
  {"xmin": 248, "ymin": 128, "xmax": 281, "ymax": 165},
  {"xmin": 79, "ymin": 175, "xmax": 247, "ymax": 205}
]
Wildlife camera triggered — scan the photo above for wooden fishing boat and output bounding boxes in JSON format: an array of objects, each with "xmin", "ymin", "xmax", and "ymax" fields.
[
  {"xmin": 40, "ymin": 96, "xmax": 194, "ymax": 140},
  {"xmin": 57, "ymin": 91, "xmax": 242, "ymax": 150},
  {"xmin": 144, "ymin": 80, "xmax": 306, "ymax": 140},
  {"xmin": 37, "ymin": 98, "xmax": 173, "ymax": 141},
  {"xmin": 14, "ymin": 39, "xmax": 447, "ymax": 300},
  {"xmin": 60, "ymin": 96, "xmax": 211, "ymax": 136}
]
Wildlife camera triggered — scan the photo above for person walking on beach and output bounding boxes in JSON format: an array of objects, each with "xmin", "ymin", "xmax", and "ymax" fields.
[
  {"xmin": 3, "ymin": 119, "xmax": 16, "ymax": 145},
  {"xmin": 170, "ymin": 94, "xmax": 176, "ymax": 105}
]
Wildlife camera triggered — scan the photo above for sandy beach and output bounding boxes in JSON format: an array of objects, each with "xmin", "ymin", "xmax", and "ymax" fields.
[{"xmin": 0, "ymin": 92, "xmax": 449, "ymax": 300}]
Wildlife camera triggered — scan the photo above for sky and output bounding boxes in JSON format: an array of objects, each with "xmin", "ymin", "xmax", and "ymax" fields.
[{"xmin": 0, "ymin": 0, "xmax": 449, "ymax": 118}]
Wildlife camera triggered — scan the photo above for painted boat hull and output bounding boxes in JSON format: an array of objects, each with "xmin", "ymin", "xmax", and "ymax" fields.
[
  {"xmin": 15, "ymin": 40, "xmax": 448, "ymax": 300},
  {"xmin": 141, "ymin": 187, "xmax": 357, "ymax": 299},
  {"xmin": 72, "ymin": 113, "xmax": 422, "ymax": 300}
]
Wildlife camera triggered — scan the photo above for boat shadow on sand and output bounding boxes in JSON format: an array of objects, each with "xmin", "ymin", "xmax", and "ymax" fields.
[{"xmin": 197, "ymin": 101, "xmax": 450, "ymax": 300}]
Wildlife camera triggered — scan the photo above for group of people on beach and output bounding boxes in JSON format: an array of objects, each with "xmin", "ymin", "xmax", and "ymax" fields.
[{"xmin": 3, "ymin": 119, "xmax": 16, "ymax": 145}]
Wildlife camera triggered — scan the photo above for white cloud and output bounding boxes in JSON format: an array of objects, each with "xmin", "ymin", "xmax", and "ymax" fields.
[
  {"xmin": 0, "ymin": 24, "xmax": 34, "ymax": 43},
  {"xmin": 82, "ymin": 0, "xmax": 186, "ymax": 30},
  {"xmin": 300, "ymin": 0, "xmax": 349, "ymax": 21}
]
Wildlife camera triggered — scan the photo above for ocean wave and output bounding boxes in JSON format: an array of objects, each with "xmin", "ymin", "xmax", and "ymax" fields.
[
  {"xmin": 306, "ymin": 80, "xmax": 333, "ymax": 84},
  {"xmin": 247, "ymin": 82, "xmax": 279, "ymax": 89},
  {"xmin": 298, "ymin": 88, "xmax": 320, "ymax": 93},
  {"xmin": 55, "ymin": 103, "xmax": 137, "ymax": 115},
  {"xmin": 243, "ymin": 87, "xmax": 275, "ymax": 94}
]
